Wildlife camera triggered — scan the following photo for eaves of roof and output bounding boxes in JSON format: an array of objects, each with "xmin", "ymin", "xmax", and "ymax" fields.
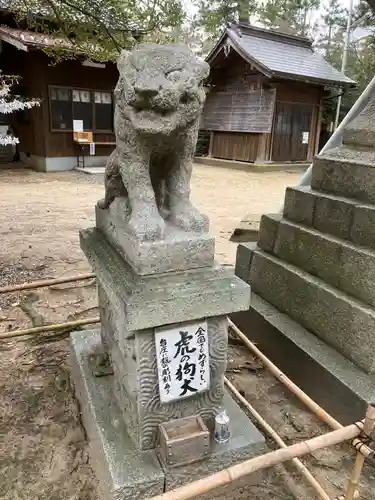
[{"xmin": 206, "ymin": 27, "xmax": 356, "ymax": 88}]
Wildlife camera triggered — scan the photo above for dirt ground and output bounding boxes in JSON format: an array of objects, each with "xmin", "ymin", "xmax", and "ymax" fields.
[{"xmin": 1, "ymin": 163, "xmax": 375, "ymax": 500}]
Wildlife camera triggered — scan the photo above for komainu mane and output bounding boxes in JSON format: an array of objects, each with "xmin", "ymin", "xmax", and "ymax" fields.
[{"xmin": 99, "ymin": 44, "xmax": 210, "ymax": 241}]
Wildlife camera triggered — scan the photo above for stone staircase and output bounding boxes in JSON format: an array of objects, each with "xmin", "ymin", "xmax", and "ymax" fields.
[{"xmin": 233, "ymin": 100, "xmax": 375, "ymax": 424}]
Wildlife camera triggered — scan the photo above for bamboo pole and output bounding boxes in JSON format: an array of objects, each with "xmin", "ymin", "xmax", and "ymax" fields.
[
  {"xmin": 0, "ymin": 317, "xmax": 100, "ymax": 340},
  {"xmin": 0, "ymin": 272, "xmax": 95, "ymax": 294},
  {"xmin": 336, "ymin": 494, "xmax": 359, "ymax": 500},
  {"xmin": 224, "ymin": 376, "xmax": 332, "ymax": 500},
  {"xmin": 149, "ymin": 421, "xmax": 364, "ymax": 500},
  {"xmin": 228, "ymin": 318, "xmax": 374, "ymax": 459},
  {"xmin": 344, "ymin": 404, "xmax": 375, "ymax": 500}
]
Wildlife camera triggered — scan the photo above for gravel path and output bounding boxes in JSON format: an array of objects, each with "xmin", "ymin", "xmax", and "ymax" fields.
[{"xmin": 7, "ymin": 164, "xmax": 371, "ymax": 500}]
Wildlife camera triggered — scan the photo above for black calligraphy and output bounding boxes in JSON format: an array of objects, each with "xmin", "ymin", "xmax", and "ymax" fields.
[
  {"xmin": 195, "ymin": 326, "xmax": 207, "ymax": 385},
  {"xmin": 157, "ymin": 323, "xmax": 209, "ymax": 402},
  {"xmin": 173, "ymin": 331, "xmax": 197, "ymax": 358},
  {"xmin": 159, "ymin": 338, "xmax": 171, "ymax": 395},
  {"xmin": 173, "ymin": 330, "xmax": 198, "ymax": 396}
]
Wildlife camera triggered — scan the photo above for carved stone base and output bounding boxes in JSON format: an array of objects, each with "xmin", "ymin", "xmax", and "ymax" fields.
[
  {"xmin": 80, "ymin": 227, "xmax": 251, "ymax": 332},
  {"xmin": 70, "ymin": 329, "xmax": 266, "ymax": 500},
  {"xmin": 80, "ymin": 226, "xmax": 251, "ymax": 450},
  {"xmin": 96, "ymin": 199, "xmax": 215, "ymax": 275}
]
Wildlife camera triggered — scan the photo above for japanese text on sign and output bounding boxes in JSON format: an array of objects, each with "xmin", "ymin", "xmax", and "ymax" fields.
[{"xmin": 155, "ymin": 320, "xmax": 210, "ymax": 403}]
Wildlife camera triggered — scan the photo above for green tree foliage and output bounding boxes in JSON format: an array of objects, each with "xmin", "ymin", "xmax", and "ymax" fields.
[
  {"xmin": 193, "ymin": 0, "xmax": 258, "ymax": 37},
  {"xmin": 317, "ymin": 0, "xmax": 375, "ymax": 122},
  {"xmin": 3, "ymin": 0, "xmax": 186, "ymax": 59},
  {"xmin": 315, "ymin": 0, "xmax": 346, "ymax": 57},
  {"xmin": 257, "ymin": 0, "xmax": 321, "ymax": 37},
  {"xmin": 193, "ymin": 0, "xmax": 323, "ymax": 39}
]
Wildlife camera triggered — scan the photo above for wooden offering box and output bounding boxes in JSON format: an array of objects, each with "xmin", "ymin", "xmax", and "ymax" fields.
[{"xmin": 158, "ymin": 415, "xmax": 210, "ymax": 468}]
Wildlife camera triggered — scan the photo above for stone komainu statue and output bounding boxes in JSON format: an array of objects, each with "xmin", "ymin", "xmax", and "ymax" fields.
[{"xmin": 99, "ymin": 44, "xmax": 210, "ymax": 241}]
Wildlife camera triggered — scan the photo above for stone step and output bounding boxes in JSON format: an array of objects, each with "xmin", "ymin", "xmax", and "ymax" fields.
[
  {"xmin": 230, "ymin": 293, "xmax": 375, "ymax": 425},
  {"xmin": 246, "ymin": 243, "xmax": 375, "ymax": 374},
  {"xmin": 283, "ymin": 185, "xmax": 375, "ymax": 249},
  {"xmin": 311, "ymin": 150, "xmax": 375, "ymax": 204},
  {"xmin": 258, "ymin": 215, "xmax": 375, "ymax": 308}
]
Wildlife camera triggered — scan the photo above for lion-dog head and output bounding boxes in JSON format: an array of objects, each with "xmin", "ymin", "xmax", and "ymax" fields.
[{"xmin": 115, "ymin": 44, "xmax": 209, "ymax": 136}]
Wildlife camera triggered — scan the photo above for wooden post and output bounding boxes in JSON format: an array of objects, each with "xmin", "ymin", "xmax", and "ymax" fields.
[
  {"xmin": 208, "ymin": 131, "xmax": 214, "ymax": 157},
  {"xmin": 314, "ymin": 98, "xmax": 324, "ymax": 155},
  {"xmin": 307, "ymin": 103, "xmax": 318, "ymax": 160},
  {"xmin": 344, "ymin": 404, "xmax": 375, "ymax": 499},
  {"xmin": 255, "ymin": 133, "xmax": 268, "ymax": 164}
]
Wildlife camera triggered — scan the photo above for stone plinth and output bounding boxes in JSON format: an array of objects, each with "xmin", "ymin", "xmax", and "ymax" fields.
[
  {"xmin": 72, "ymin": 224, "xmax": 266, "ymax": 499},
  {"xmin": 70, "ymin": 329, "xmax": 265, "ymax": 500},
  {"xmin": 96, "ymin": 198, "xmax": 215, "ymax": 276},
  {"xmin": 80, "ymin": 228, "xmax": 250, "ymax": 332},
  {"xmin": 80, "ymin": 227, "xmax": 251, "ymax": 451}
]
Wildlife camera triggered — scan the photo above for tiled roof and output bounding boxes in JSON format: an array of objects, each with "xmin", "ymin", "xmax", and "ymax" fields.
[
  {"xmin": 208, "ymin": 24, "xmax": 355, "ymax": 87},
  {"xmin": 0, "ymin": 26, "xmax": 74, "ymax": 51}
]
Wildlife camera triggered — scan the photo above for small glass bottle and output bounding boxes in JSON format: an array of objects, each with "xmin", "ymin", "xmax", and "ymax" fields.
[{"xmin": 214, "ymin": 409, "xmax": 230, "ymax": 444}]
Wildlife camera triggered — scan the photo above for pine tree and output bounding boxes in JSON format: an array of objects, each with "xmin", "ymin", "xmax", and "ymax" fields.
[
  {"xmin": 0, "ymin": 73, "xmax": 39, "ymax": 146},
  {"xmin": 257, "ymin": 0, "xmax": 321, "ymax": 37},
  {"xmin": 193, "ymin": 0, "xmax": 258, "ymax": 38},
  {"xmin": 315, "ymin": 0, "xmax": 346, "ymax": 58}
]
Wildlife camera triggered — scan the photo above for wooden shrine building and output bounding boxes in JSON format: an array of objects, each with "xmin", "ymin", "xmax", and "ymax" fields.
[
  {"xmin": 202, "ymin": 22, "xmax": 355, "ymax": 164},
  {"xmin": 0, "ymin": 7, "xmax": 119, "ymax": 171}
]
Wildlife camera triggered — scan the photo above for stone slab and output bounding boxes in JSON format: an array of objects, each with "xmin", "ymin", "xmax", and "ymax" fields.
[
  {"xmin": 342, "ymin": 96, "xmax": 375, "ymax": 149},
  {"xmin": 258, "ymin": 213, "xmax": 281, "ymax": 253},
  {"xmin": 70, "ymin": 329, "xmax": 266, "ymax": 500},
  {"xmin": 96, "ymin": 200, "xmax": 215, "ymax": 275},
  {"xmin": 283, "ymin": 185, "xmax": 375, "ymax": 250},
  {"xmin": 230, "ymin": 213, "xmax": 261, "ymax": 243},
  {"xmin": 80, "ymin": 228, "xmax": 251, "ymax": 331},
  {"xmin": 234, "ymin": 242, "xmax": 254, "ymax": 283},
  {"xmin": 313, "ymin": 189, "xmax": 353, "ymax": 240},
  {"xmin": 69, "ymin": 329, "xmax": 164, "ymax": 500},
  {"xmin": 248, "ymin": 244, "xmax": 375, "ymax": 374},
  {"xmin": 272, "ymin": 218, "xmax": 375, "ymax": 308},
  {"xmin": 231, "ymin": 293, "xmax": 375, "ymax": 425},
  {"xmin": 351, "ymin": 203, "xmax": 375, "ymax": 250},
  {"xmin": 311, "ymin": 152, "xmax": 375, "ymax": 204},
  {"xmin": 283, "ymin": 186, "xmax": 315, "ymax": 227}
]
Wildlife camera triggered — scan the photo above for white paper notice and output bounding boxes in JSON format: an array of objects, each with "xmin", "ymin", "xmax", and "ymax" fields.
[
  {"xmin": 73, "ymin": 120, "xmax": 83, "ymax": 132},
  {"xmin": 155, "ymin": 320, "xmax": 210, "ymax": 403},
  {"xmin": 302, "ymin": 131, "xmax": 309, "ymax": 144},
  {"xmin": 89, "ymin": 143, "xmax": 95, "ymax": 156}
]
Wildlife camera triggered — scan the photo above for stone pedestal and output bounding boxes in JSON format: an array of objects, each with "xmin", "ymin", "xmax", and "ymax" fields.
[
  {"xmin": 70, "ymin": 42, "xmax": 266, "ymax": 500},
  {"xmin": 70, "ymin": 201, "xmax": 265, "ymax": 499},
  {"xmin": 71, "ymin": 330, "xmax": 265, "ymax": 500}
]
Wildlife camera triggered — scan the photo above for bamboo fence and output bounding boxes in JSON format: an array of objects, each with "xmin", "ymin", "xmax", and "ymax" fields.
[{"xmin": 148, "ymin": 420, "xmax": 366, "ymax": 500}]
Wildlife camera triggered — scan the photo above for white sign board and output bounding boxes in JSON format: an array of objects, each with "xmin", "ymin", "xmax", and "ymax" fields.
[
  {"xmin": 155, "ymin": 320, "xmax": 210, "ymax": 403},
  {"xmin": 89, "ymin": 143, "xmax": 95, "ymax": 156},
  {"xmin": 73, "ymin": 120, "xmax": 83, "ymax": 132},
  {"xmin": 302, "ymin": 131, "xmax": 309, "ymax": 144}
]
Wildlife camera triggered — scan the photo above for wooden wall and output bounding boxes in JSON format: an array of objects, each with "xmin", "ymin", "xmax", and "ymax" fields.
[
  {"xmin": 1, "ymin": 44, "xmax": 118, "ymax": 159},
  {"xmin": 211, "ymin": 132, "xmax": 259, "ymax": 162},
  {"xmin": 1, "ymin": 45, "xmax": 45, "ymax": 157},
  {"xmin": 203, "ymin": 54, "xmax": 325, "ymax": 163},
  {"xmin": 269, "ymin": 80, "xmax": 324, "ymax": 162},
  {"xmin": 41, "ymin": 55, "xmax": 118, "ymax": 158},
  {"xmin": 203, "ymin": 51, "xmax": 275, "ymax": 134}
]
